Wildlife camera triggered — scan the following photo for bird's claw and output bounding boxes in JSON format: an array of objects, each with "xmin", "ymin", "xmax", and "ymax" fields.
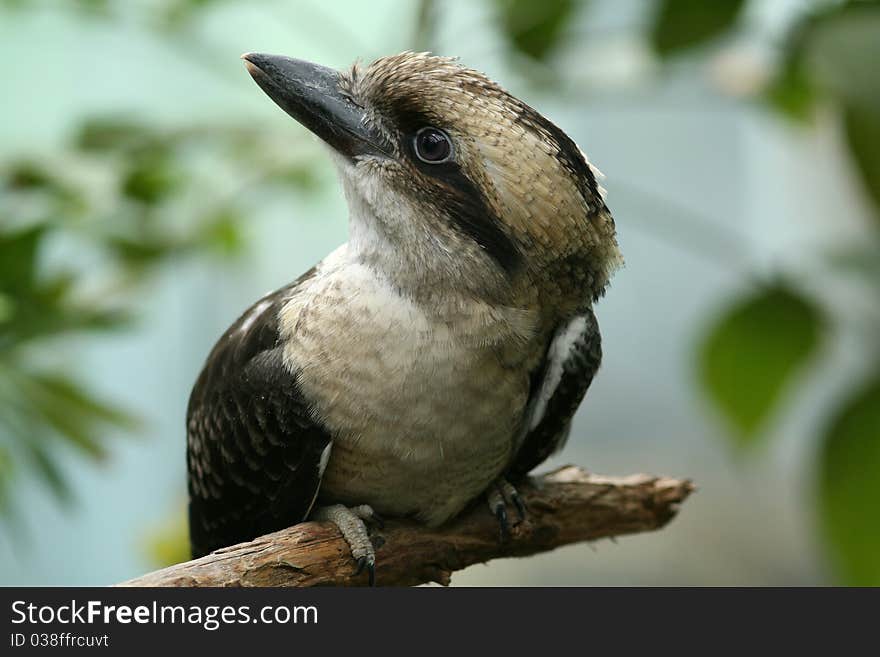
[
  {"xmin": 510, "ymin": 488, "xmax": 527, "ymax": 521},
  {"xmin": 493, "ymin": 500, "xmax": 510, "ymax": 542},
  {"xmin": 354, "ymin": 555, "xmax": 376, "ymax": 586},
  {"xmin": 487, "ymin": 477, "xmax": 526, "ymax": 542},
  {"xmin": 313, "ymin": 503, "xmax": 381, "ymax": 586}
]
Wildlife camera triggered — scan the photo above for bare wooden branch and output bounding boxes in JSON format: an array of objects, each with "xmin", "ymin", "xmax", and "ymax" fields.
[{"xmin": 120, "ymin": 466, "xmax": 694, "ymax": 587}]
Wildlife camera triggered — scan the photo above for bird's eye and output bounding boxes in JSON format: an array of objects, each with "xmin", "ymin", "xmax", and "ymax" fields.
[{"xmin": 413, "ymin": 127, "xmax": 453, "ymax": 164}]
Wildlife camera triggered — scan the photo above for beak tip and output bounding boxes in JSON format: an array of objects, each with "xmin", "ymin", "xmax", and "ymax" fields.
[
  {"xmin": 239, "ymin": 52, "xmax": 382, "ymax": 158},
  {"xmin": 241, "ymin": 52, "xmax": 266, "ymax": 76}
]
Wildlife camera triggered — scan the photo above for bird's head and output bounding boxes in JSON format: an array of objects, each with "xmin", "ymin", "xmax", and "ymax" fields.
[{"xmin": 243, "ymin": 51, "xmax": 621, "ymax": 312}]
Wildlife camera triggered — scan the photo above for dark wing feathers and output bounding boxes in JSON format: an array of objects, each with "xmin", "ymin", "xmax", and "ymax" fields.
[
  {"xmin": 507, "ymin": 309, "xmax": 602, "ymax": 480},
  {"xmin": 187, "ymin": 271, "xmax": 331, "ymax": 558}
]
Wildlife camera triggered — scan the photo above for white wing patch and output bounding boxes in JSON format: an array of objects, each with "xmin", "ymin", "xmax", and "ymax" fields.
[
  {"xmin": 318, "ymin": 443, "xmax": 333, "ymax": 477},
  {"xmin": 304, "ymin": 442, "xmax": 333, "ymax": 522},
  {"xmin": 528, "ymin": 314, "xmax": 590, "ymax": 431}
]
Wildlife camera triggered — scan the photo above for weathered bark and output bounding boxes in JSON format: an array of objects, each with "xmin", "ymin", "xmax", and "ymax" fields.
[{"xmin": 120, "ymin": 466, "xmax": 694, "ymax": 587}]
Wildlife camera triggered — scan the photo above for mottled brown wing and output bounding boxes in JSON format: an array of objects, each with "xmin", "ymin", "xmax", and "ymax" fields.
[{"xmin": 186, "ymin": 271, "xmax": 332, "ymax": 558}]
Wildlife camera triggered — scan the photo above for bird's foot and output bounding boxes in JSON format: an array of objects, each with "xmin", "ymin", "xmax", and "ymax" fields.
[
  {"xmin": 312, "ymin": 504, "xmax": 383, "ymax": 585},
  {"xmin": 486, "ymin": 477, "xmax": 527, "ymax": 542}
]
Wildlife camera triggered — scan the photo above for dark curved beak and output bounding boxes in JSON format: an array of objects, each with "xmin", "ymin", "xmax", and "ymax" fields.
[{"xmin": 242, "ymin": 52, "xmax": 390, "ymax": 159}]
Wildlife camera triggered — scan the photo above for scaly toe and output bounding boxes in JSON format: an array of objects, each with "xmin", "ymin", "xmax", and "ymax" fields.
[
  {"xmin": 313, "ymin": 504, "xmax": 378, "ymax": 585},
  {"xmin": 351, "ymin": 504, "xmax": 385, "ymax": 529}
]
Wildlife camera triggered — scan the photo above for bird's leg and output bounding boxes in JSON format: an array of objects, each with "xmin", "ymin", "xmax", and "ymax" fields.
[
  {"xmin": 312, "ymin": 504, "xmax": 382, "ymax": 585},
  {"xmin": 486, "ymin": 477, "xmax": 527, "ymax": 542}
]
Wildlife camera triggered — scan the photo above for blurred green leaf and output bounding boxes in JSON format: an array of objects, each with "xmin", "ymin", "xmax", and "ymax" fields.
[
  {"xmin": 121, "ymin": 152, "xmax": 179, "ymax": 205},
  {"xmin": 764, "ymin": 59, "xmax": 817, "ymax": 123},
  {"xmin": 650, "ymin": 0, "xmax": 745, "ymax": 56},
  {"xmin": 1, "ymin": 277, "xmax": 131, "ymax": 349},
  {"xmin": 22, "ymin": 372, "xmax": 138, "ymax": 460},
  {"xmin": 26, "ymin": 443, "xmax": 72, "ymax": 504},
  {"xmin": 159, "ymin": 0, "xmax": 229, "ymax": 28},
  {"xmin": 0, "ymin": 225, "xmax": 43, "ymax": 293},
  {"xmin": 32, "ymin": 373, "xmax": 138, "ymax": 430},
  {"xmin": 762, "ymin": 0, "xmax": 827, "ymax": 123},
  {"xmin": 804, "ymin": 4, "xmax": 880, "ymax": 111},
  {"xmin": 495, "ymin": 0, "xmax": 576, "ymax": 61},
  {"xmin": 843, "ymin": 105, "xmax": 880, "ymax": 218},
  {"xmin": 51, "ymin": 303, "xmax": 131, "ymax": 336},
  {"xmin": 0, "ymin": 293, "xmax": 14, "ymax": 324},
  {"xmin": 4, "ymin": 161, "xmax": 85, "ymax": 212},
  {"xmin": 796, "ymin": 2, "xmax": 880, "ymax": 216},
  {"xmin": 6, "ymin": 161, "xmax": 53, "ymax": 190},
  {"xmin": 765, "ymin": 2, "xmax": 880, "ymax": 127},
  {"xmin": 108, "ymin": 236, "xmax": 179, "ymax": 268},
  {"xmin": 203, "ymin": 209, "xmax": 244, "ymax": 256},
  {"xmin": 268, "ymin": 164, "xmax": 322, "ymax": 191},
  {"xmin": 818, "ymin": 371, "xmax": 880, "ymax": 585},
  {"xmin": 74, "ymin": 117, "xmax": 154, "ymax": 153},
  {"xmin": 698, "ymin": 285, "xmax": 823, "ymax": 443},
  {"xmin": 74, "ymin": 0, "xmax": 111, "ymax": 16}
]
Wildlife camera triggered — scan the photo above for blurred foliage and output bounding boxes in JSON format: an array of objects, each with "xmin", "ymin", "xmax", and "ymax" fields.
[
  {"xmin": 844, "ymin": 106, "xmax": 880, "ymax": 215},
  {"xmin": 650, "ymin": 0, "xmax": 746, "ymax": 56},
  {"xmin": 765, "ymin": 1, "xmax": 880, "ymax": 215},
  {"xmin": 0, "ymin": 219, "xmax": 135, "ymax": 514},
  {"xmin": 0, "ymin": 6, "xmax": 321, "ymax": 520},
  {"xmin": 681, "ymin": 0, "xmax": 880, "ymax": 586},
  {"xmin": 494, "ymin": 0, "xmax": 577, "ymax": 61},
  {"xmin": 819, "ymin": 373, "xmax": 880, "ymax": 585},
  {"xmin": 698, "ymin": 285, "xmax": 823, "ymax": 443},
  {"xmin": 1, "ymin": 0, "xmax": 878, "ymax": 583}
]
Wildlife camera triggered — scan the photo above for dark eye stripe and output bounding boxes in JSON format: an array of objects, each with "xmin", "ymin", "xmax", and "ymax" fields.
[
  {"xmin": 424, "ymin": 168, "xmax": 521, "ymax": 274},
  {"xmin": 391, "ymin": 106, "xmax": 522, "ymax": 274}
]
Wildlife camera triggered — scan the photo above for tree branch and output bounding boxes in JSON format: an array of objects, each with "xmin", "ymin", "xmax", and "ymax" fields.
[{"xmin": 120, "ymin": 466, "xmax": 694, "ymax": 587}]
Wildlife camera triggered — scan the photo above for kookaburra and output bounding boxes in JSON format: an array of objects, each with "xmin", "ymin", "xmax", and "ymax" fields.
[{"xmin": 187, "ymin": 51, "xmax": 622, "ymax": 582}]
